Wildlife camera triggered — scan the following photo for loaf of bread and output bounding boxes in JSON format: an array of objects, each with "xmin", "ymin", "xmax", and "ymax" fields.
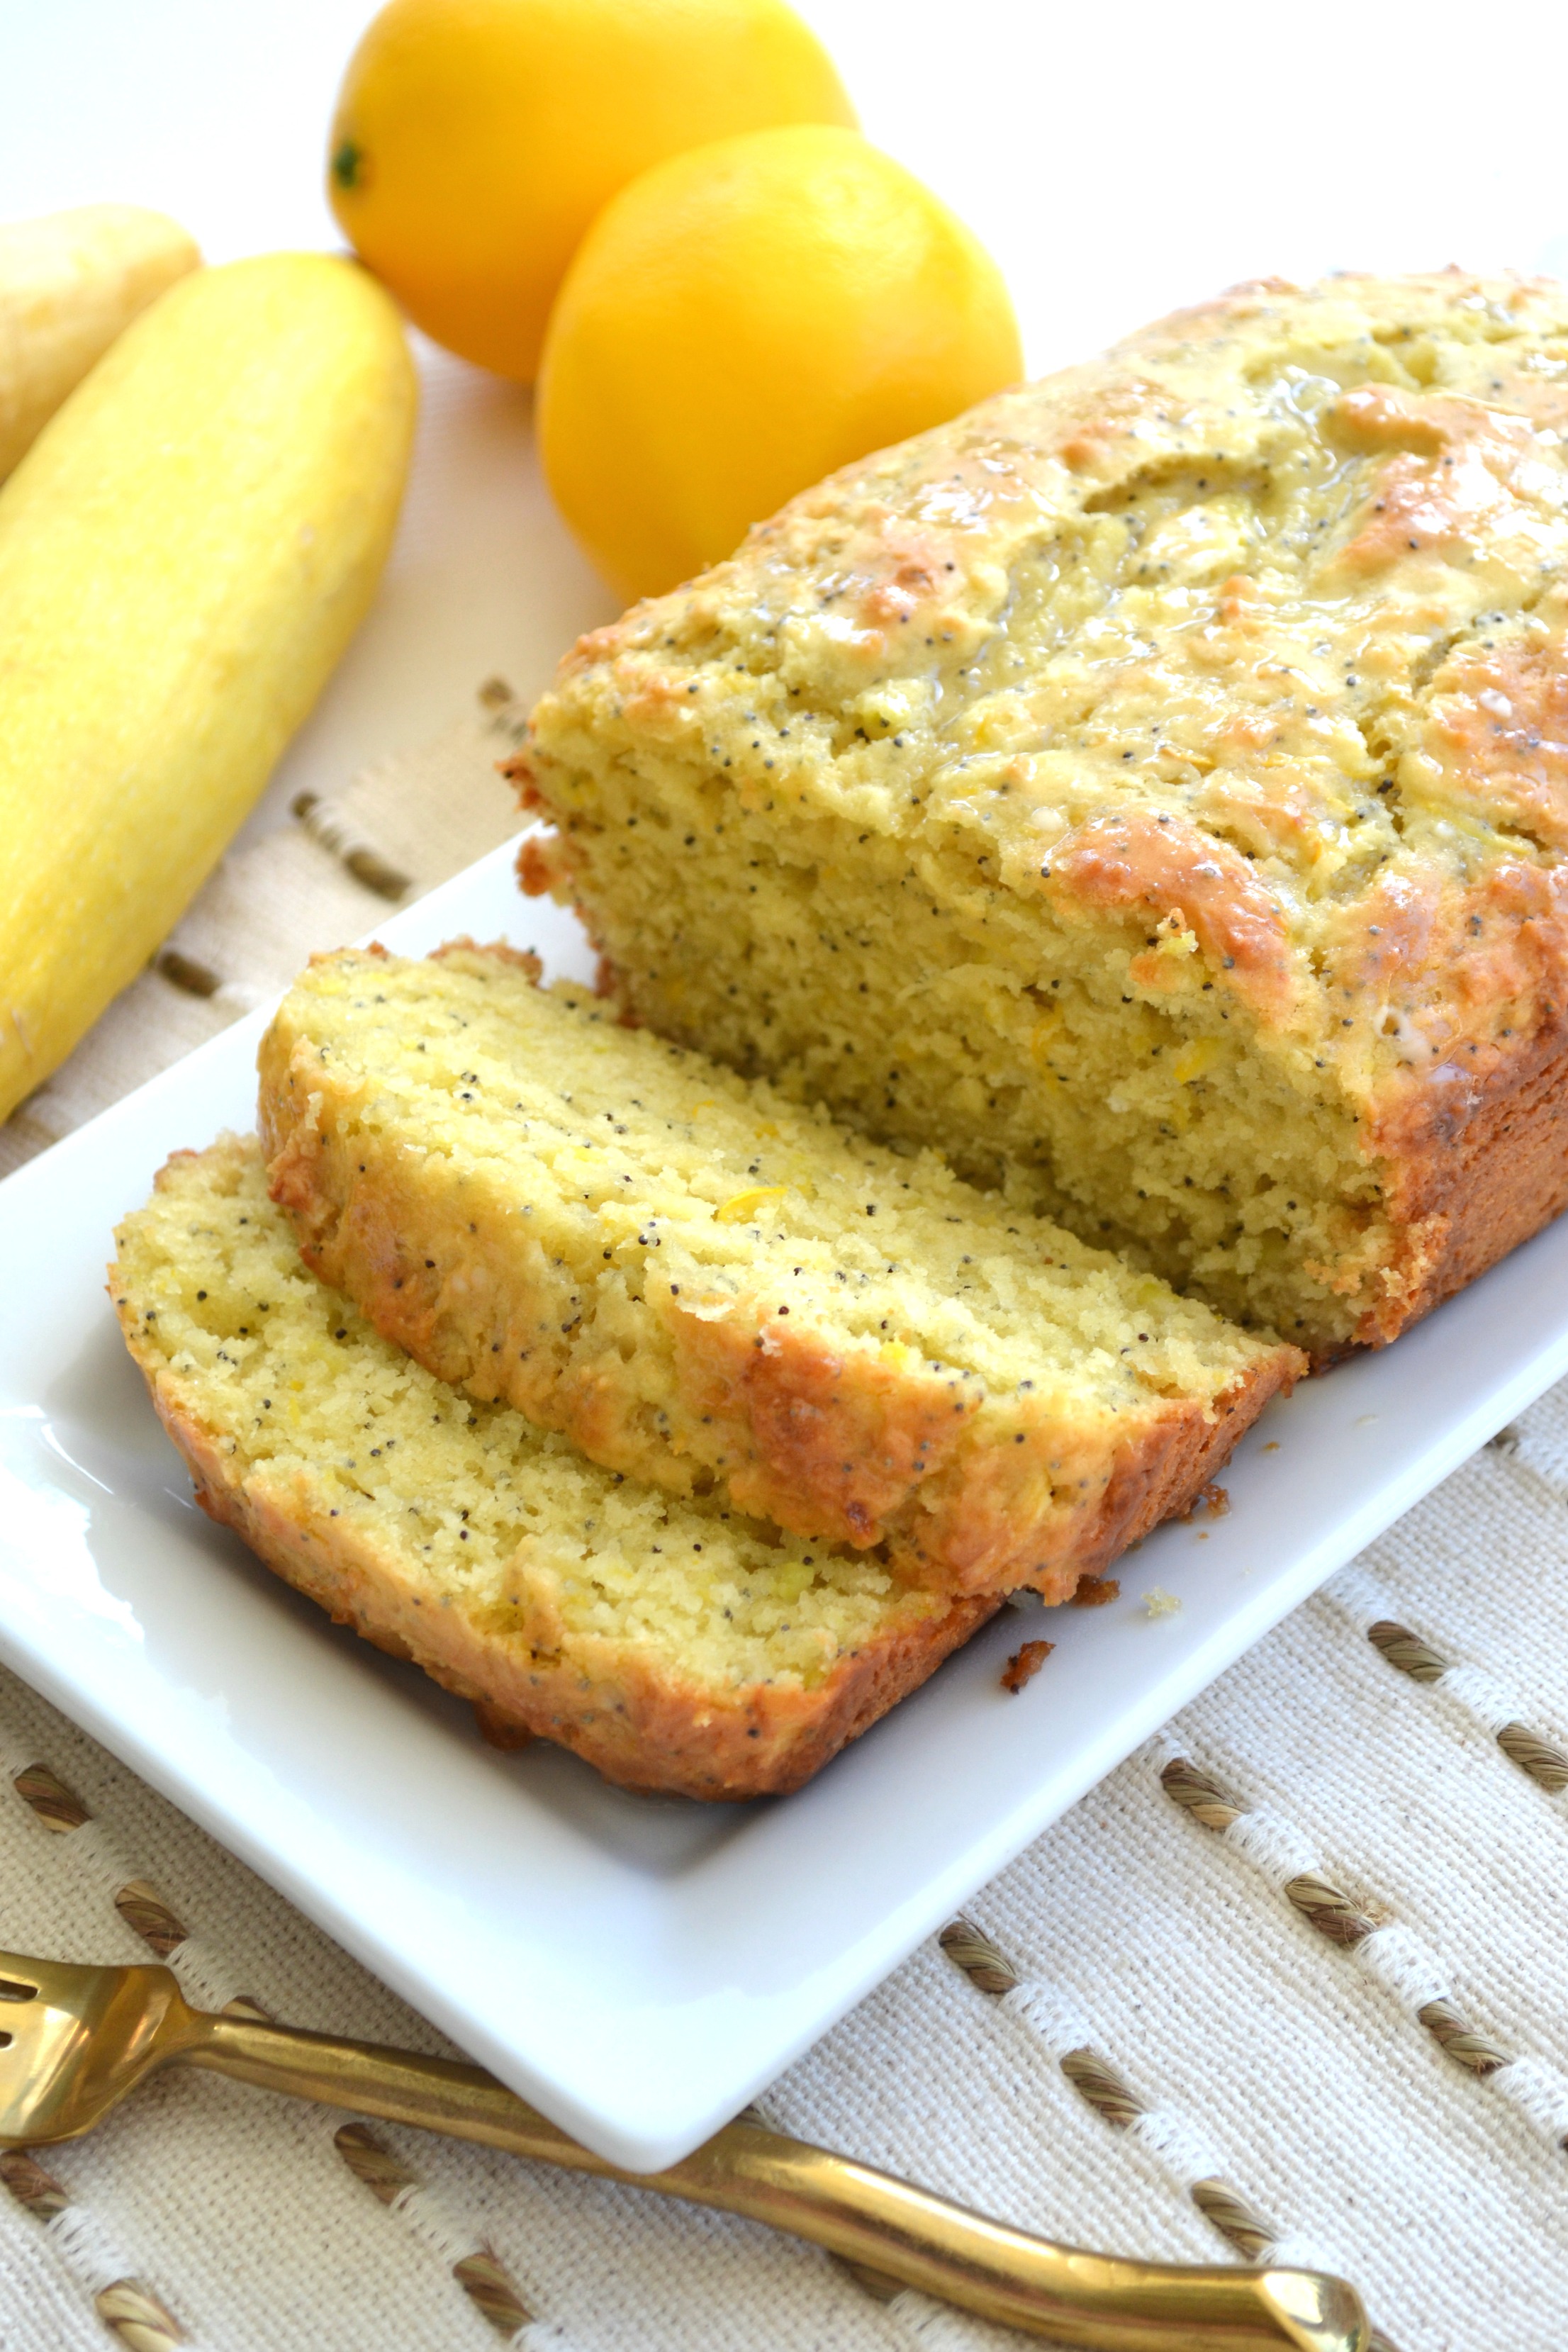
[
  {"xmin": 111, "ymin": 1136, "xmax": 994, "ymax": 1798},
  {"xmin": 258, "ymin": 943, "xmax": 1298, "ymax": 1599},
  {"xmin": 517, "ymin": 270, "xmax": 1568, "ymax": 1360}
]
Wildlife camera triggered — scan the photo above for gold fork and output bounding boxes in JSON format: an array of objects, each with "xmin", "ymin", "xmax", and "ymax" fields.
[{"xmin": 0, "ymin": 1949, "xmax": 1365, "ymax": 2351}]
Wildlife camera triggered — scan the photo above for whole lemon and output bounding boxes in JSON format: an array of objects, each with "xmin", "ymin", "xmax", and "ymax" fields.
[
  {"xmin": 537, "ymin": 125, "xmax": 1023, "ymax": 601},
  {"xmin": 327, "ymin": 0, "xmax": 855, "ymax": 383}
]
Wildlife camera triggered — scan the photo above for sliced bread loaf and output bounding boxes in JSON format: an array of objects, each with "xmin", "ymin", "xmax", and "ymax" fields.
[
  {"xmin": 111, "ymin": 1136, "xmax": 992, "ymax": 1799},
  {"xmin": 518, "ymin": 271, "xmax": 1568, "ymax": 1359},
  {"xmin": 259, "ymin": 943, "xmax": 1300, "ymax": 1600}
]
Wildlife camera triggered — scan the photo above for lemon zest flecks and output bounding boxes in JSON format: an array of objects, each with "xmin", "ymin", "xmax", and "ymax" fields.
[{"xmin": 715, "ymin": 1185, "xmax": 788, "ymax": 1226}]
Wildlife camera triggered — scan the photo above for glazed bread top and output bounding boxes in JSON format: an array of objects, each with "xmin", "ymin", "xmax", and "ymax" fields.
[{"xmin": 524, "ymin": 271, "xmax": 1568, "ymax": 1348}]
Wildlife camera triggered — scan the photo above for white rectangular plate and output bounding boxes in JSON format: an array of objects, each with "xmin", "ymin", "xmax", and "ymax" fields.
[{"xmin": 3, "ymin": 836, "xmax": 1566, "ymax": 2171}]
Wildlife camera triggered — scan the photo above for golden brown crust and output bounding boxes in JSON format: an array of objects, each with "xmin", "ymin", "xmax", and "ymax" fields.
[
  {"xmin": 123, "ymin": 1329, "xmax": 994, "ymax": 1801},
  {"xmin": 1038, "ymin": 1353, "xmax": 1295, "ymax": 1596},
  {"xmin": 1419, "ymin": 619, "xmax": 1568, "ymax": 851},
  {"xmin": 668, "ymin": 1306, "xmax": 1297, "ymax": 1593},
  {"xmin": 1316, "ymin": 854, "xmax": 1568, "ymax": 1348},
  {"xmin": 1351, "ymin": 999, "xmax": 1568, "ymax": 1348},
  {"xmin": 1043, "ymin": 809, "xmax": 1298, "ymax": 1026},
  {"xmin": 663, "ymin": 1297, "xmax": 978, "ymax": 1546}
]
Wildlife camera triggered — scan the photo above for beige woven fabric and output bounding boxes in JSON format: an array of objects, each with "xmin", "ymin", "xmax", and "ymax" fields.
[{"xmin": 1, "ymin": 710, "xmax": 1565, "ymax": 2352}]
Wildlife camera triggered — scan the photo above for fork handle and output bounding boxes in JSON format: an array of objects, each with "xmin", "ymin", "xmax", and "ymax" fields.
[{"xmin": 179, "ymin": 2014, "xmax": 1363, "ymax": 2351}]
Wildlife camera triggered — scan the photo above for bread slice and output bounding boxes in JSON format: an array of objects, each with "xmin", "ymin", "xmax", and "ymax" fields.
[
  {"xmin": 258, "ymin": 943, "xmax": 1299, "ymax": 1601},
  {"xmin": 111, "ymin": 1137, "xmax": 993, "ymax": 1799},
  {"xmin": 517, "ymin": 269, "xmax": 1568, "ymax": 1360}
]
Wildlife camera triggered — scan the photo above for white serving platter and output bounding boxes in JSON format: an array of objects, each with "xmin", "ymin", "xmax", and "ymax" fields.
[{"xmin": 3, "ymin": 834, "xmax": 1567, "ymax": 2172}]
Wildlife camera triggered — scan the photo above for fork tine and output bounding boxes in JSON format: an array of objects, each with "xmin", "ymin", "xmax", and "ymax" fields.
[{"xmin": 0, "ymin": 1951, "xmax": 192, "ymax": 2146}]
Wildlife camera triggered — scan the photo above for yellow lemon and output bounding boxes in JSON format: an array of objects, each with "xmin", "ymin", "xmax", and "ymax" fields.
[
  {"xmin": 327, "ymin": 0, "xmax": 854, "ymax": 383},
  {"xmin": 537, "ymin": 125, "xmax": 1023, "ymax": 600}
]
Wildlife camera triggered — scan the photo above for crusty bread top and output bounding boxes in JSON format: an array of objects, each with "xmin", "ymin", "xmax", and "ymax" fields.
[{"xmin": 527, "ymin": 271, "xmax": 1568, "ymax": 1152}]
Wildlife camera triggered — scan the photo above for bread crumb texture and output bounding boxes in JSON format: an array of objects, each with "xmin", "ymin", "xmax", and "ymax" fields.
[
  {"xmin": 110, "ymin": 1136, "xmax": 993, "ymax": 1797},
  {"xmin": 259, "ymin": 944, "xmax": 1296, "ymax": 1596},
  {"xmin": 521, "ymin": 269, "xmax": 1568, "ymax": 1357}
]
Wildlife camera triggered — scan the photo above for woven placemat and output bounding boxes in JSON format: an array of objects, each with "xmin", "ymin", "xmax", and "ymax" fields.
[{"xmin": 1, "ymin": 698, "xmax": 1564, "ymax": 2351}]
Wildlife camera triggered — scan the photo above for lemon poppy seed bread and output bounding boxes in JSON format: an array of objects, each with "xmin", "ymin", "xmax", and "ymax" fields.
[
  {"xmin": 257, "ymin": 943, "xmax": 1297, "ymax": 1600},
  {"xmin": 111, "ymin": 1136, "xmax": 994, "ymax": 1799},
  {"xmin": 517, "ymin": 269, "xmax": 1568, "ymax": 1359}
]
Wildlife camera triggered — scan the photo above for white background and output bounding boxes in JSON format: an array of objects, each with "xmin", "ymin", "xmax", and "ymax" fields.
[{"xmin": 4, "ymin": 0, "xmax": 1567, "ymax": 841}]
